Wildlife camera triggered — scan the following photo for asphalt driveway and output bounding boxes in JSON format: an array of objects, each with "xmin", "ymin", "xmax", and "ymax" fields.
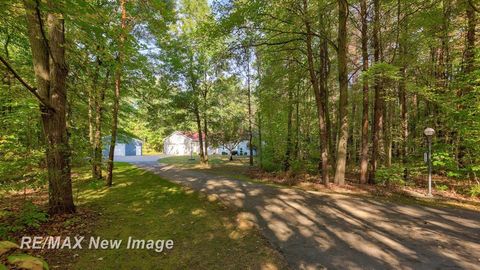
[{"xmin": 124, "ymin": 157, "xmax": 480, "ymax": 269}]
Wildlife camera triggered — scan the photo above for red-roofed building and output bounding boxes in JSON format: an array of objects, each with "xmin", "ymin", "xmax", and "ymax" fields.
[
  {"xmin": 163, "ymin": 131, "xmax": 256, "ymax": 157},
  {"xmin": 163, "ymin": 131, "xmax": 214, "ymax": 156}
]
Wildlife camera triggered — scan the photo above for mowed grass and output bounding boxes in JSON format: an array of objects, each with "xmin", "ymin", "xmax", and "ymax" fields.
[
  {"xmin": 160, "ymin": 155, "xmax": 253, "ymax": 180},
  {"xmin": 72, "ymin": 163, "xmax": 286, "ymax": 270}
]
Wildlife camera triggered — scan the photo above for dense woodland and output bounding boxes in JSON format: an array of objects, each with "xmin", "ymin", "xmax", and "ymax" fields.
[{"xmin": 0, "ymin": 0, "xmax": 479, "ymax": 215}]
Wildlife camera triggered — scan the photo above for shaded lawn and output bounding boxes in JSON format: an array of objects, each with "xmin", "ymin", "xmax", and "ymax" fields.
[
  {"xmin": 72, "ymin": 163, "xmax": 286, "ymax": 270},
  {"xmin": 159, "ymin": 155, "xmax": 253, "ymax": 181}
]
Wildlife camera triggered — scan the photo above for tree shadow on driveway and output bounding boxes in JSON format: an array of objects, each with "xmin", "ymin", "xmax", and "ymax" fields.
[{"xmin": 137, "ymin": 162, "xmax": 480, "ymax": 270}]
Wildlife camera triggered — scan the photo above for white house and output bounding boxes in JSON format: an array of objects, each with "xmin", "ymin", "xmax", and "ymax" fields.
[
  {"xmin": 215, "ymin": 140, "xmax": 256, "ymax": 156},
  {"xmin": 163, "ymin": 131, "xmax": 216, "ymax": 156}
]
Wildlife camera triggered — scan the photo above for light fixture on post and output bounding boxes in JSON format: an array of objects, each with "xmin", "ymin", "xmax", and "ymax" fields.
[{"xmin": 423, "ymin": 127, "xmax": 435, "ymax": 197}]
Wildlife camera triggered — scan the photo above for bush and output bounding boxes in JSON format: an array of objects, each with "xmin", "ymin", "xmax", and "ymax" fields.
[
  {"xmin": 435, "ymin": 184, "xmax": 449, "ymax": 191},
  {"xmin": 468, "ymin": 184, "xmax": 480, "ymax": 197},
  {"xmin": 17, "ymin": 201, "xmax": 48, "ymax": 229},
  {"xmin": 0, "ymin": 201, "xmax": 48, "ymax": 239},
  {"xmin": 374, "ymin": 166, "xmax": 405, "ymax": 185}
]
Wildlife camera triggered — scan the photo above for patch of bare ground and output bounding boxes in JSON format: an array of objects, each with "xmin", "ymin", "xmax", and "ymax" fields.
[
  {"xmin": 0, "ymin": 188, "xmax": 98, "ymax": 269},
  {"xmin": 247, "ymin": 169, "xmax": 480, "ymax": 211}
]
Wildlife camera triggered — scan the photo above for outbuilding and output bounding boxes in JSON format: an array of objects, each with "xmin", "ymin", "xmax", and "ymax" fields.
[{"xmin": 103, "ymin": 134, "xmax": 143, "ymax": 157}]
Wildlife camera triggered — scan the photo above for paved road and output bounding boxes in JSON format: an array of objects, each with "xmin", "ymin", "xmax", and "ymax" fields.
[
  {"xmin": 128, "ymin": 158, "xmax": 480, "ymax": 270},
  {"xmin": 113, "ymin": 155, "xmax": 163, "ymax": 163}
]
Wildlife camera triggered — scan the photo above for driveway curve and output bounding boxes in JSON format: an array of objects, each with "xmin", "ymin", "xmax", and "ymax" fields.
[{"xmin": 130, "ymin": 160, "xmax": 480, "ymax": 270}]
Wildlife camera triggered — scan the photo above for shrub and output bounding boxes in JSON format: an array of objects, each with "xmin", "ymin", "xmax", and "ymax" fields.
[
  {"xmin": 468, "ymin": 184, "xmax": 480, "ymax": 197},
  {"xmin": 374, "ymin": 166, "xmax": 405, "ymax": 185},
  {"xmin": 435, "ymin": 184, "xmax": 449, "ymax": 191},
  {"xmin": 17, "ymin": 201, "xmax": 48, "ymax": 229},
  {"xmin": 0, "ymin": 202, "xmax": 48, "ymax": 239}
]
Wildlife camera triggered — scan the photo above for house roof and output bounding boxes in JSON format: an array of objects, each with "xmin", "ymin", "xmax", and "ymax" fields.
[
  {"xmin": 103, "ymin": 132, "xmax": 143, "ymax": 145},
  {"xmin": 164, "ymin": 131, "xmax": 205, "ymax": 142},
  {"xmin": 182, "ymin": 132, "xmax": 205, "ymax": 142}
]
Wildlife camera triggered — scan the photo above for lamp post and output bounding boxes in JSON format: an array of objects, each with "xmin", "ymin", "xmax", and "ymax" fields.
[
  {"xmin": 424, "ymin": 127, "xmax": 435, "ymax": 197},
  {"xmin": 190, "ymin": 141, "xmax": 194, "ymax": 160}
]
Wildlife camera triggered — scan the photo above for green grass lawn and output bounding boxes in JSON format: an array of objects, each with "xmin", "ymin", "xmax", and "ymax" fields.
[
  {"xmin": 159, "ymin": 155, "xmax": 255, "ymax": 180},
  {"xmin": 72, "ymin": 163, "xmax": 286, "ymax": 269}
]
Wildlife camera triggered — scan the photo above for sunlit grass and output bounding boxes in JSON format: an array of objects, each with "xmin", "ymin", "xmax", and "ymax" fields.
[
  {"xmin": 159, "ymin": 155, "xmax": 255, "ymax": 181},
  {"xmin": 72, "ymin": 163, "xmax": 287, "ymax": 270}
]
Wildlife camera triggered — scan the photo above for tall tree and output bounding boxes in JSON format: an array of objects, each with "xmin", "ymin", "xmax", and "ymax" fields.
[
  {"xmin": 334, "ymin": 0, "xmax": 349, "ymax": 185},
  {"xmin": 398, "ymin": 0, "xmax": 409, "ymax": 179},
  {"xmin": 303, "ymin": 0, "xmax": 329, "ymax": 184},
  {"xmin": 369, "ymin": 0, "xmax": 383, "ymax": 183},
  {"xmin": 359, "ymin": 0, "xmax": 369, "ymax": 184},
  {"xmin": 246, "ymin": 48, "xmax": 254, "ymax": 166},
  {"xmin": 23, "ymin": 0, "xmax": 75, "ymax": 214},
  {"xmin": 107, "ymin": 0, "xmax": 127, "ymax": 186}
]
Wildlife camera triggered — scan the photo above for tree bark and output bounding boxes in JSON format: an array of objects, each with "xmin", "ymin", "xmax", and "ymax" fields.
[
  {"xmin": 359, "ymin": 0, "xmax": 369, "ymax": 184},
  {"xmin": 106, "ymin": 0, "xmax": 127, "ymax": 186},
  {"xmin": 93, "ymin": 70, "xmax": 109, "ymax": 180},
  {"xmin": 23, "ymin": 0, "xmax": 75, "ymax": 214},
  {"xmin": 203, "ymin": 116, "xmax": 209, "ymax": 162},
  {"xmin": 202, "ymin": 74, "xmax": 209, "ymax": 164},
  {"xmin": 465, "ymin": 0, "xmax": 476, "ymax": 74},
  {"xmin": 284, "ymin": 80, "xmax": 293, "ymax": 172},
  {"xmin": 303, "ymin": 0, "xmax": 329, "ymax": 184},
  {"xmin": 334, "ymin": 0, "xmax": 349, "ymax": 185},
  {"xmin": 246, "ymin": 48, "xmax": 254, "ymax": 166},
  {"xmin": 398, "ymin": 0, "xmax": 409, "ymax": 179},
  {"xmin": 256, "ymin": 53, "xmax": 263, "ymax": 167},
  {"xmin": 194, "ymin": 102, "xmax": 206, "ymax": 163},
  {"xmin": 89, "ymin": 57, "xmax": 100, "ymax": 179},
  {"xmin": 369, "ymin": 0, "xmax": 383, "ymax": 184}
]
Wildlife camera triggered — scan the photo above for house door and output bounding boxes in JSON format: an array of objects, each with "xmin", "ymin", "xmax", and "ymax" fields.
[{"xmin": 125, "ymin": 144, "xmax": 137, "ymax": 156}]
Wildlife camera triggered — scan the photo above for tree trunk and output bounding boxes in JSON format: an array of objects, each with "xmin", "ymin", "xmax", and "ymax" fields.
[
  {"xmin": 195, "ymin": 103, "xmax": 205, "ymax": 163},
  {"xmin": 88, "ymin": 87, "xmax": 94, "ymax": 148},
  {"xmin": 203, "ymin": 79, "xmax": 209, "ymax": 164},
  {"xmin": 284, "ymin": 82, "xmax": 293, "ymax": 172},
  {"xmin": 106, "ymin": 0, "xmax": 127, "ymax": 186},
  {"xmin": 369, "ymin": 0, "xmax": 383, "ymax": 184},
  {"xmin": 321, "ymin": 40, "xmax": 334, "ymax": 162},
  {"xmin": 294, "ymin": 84, "xmax": 300, "ymax": 160},
  {"xmin": 350, "ymin": 98, "xmax": 356, "ymax": 163},
  {"xmin": 246, "ymin": 48, "xmax": 254, "ymax": 166},
  {"xmin": 203, "ymin": 116, "xmax": 209, "ymax": 163},
  {"xmin": 93, "ymin": 70, "xmax": 109, "ymax": 180},
  {"xmin": 303, "ymin": 3, "xmax": 329, "ymax": 184},
  {"xmin": 334, "ymin": 0, "xmax": 349, "ymax": 185},
  {"xmin": 465, "ymin": 0, "xmax": 476, "ymax": 75},
  {"xmin": 384, "ymin": 101, "xmax": 392, "ymax": 167},
  {"xmin": 319, "ymin": 36, "xmax": 331, "ymax": 178},
  {"xmin": 457, "ymin": 0, "xmax": 476, "ymax": 167},
  {"xmin": 256, "ymin": 53, "xmax": 263, "ymax": 168},
  {"xmin": 90, "ymin": 57, "xmax": 100, "ymax": 179},
  {"xmin": 23, "ymin": 0, "xmax": 75, "ymax": 214},
  {"xmin": 359, "ymin": 0, "xmax": 370, "ymax": 184},
  {"xmin": 398, "ymin": 0, "xmax": 409, "ymax": 179}
]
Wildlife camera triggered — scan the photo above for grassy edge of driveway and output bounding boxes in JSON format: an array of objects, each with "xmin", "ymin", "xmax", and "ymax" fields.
[{"xmin": 71, "ymin": 163, "xmax": 288, "ymax": 270}]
